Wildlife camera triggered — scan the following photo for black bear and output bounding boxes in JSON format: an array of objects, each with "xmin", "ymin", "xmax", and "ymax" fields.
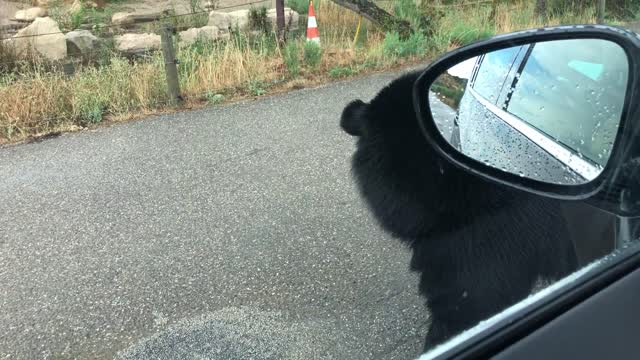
[{"xmin": 340, "ymin": 71, "xmax": 579, "ymax": 350}]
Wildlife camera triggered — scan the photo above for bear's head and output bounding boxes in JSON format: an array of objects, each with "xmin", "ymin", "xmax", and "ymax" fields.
[{"xmin": 340, "ymin": 71, "xmax": 511, "ymax": 241}]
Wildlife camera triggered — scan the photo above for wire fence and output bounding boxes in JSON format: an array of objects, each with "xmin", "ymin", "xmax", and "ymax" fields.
[{"xmin": 0, "ymin": 0, "xmax": 273, "ymax": 41}]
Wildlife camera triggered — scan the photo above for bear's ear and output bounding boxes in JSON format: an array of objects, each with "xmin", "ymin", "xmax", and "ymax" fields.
[{"xmin": 341, "ymin": 99, "xmax": 368, "ymax": 137}]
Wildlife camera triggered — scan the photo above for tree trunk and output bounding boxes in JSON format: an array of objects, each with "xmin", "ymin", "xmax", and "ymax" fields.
[
  {"xmin": 597, "ymin": 0, "xmax": 606, "ymax": 24},
  {"xmin": 330, "ymin": 0, "xmax": 412, "ymax": 38}
]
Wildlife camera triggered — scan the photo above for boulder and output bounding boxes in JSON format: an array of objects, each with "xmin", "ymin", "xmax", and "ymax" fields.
[
  {"xmin": 208, "ymin": 9, "xmax": 250, "ymax": 32},
  {"xmin": 65, "ymin": 29, "xmax": 99, "ymax": 57},
  {"xmin": 14, "ymin": 7, "xmax": 48, "ymax": 22},
  {"xmin": 11, "ymin": 17, "xmax": 66, "ymax": 60},
  {"xmin": 69, "ymin": 0, "xmax": 83, "ymax": 13},
  {"xmin": 208, "ymin": 11, "xmax": 232, "ymax": 31},
  {"xmin": 267, "ymin": 8, "xmax": 299, "ymax": 31},
  {"xmin": 115, "ymin": 33, "xmax": 161, "ymax": 56},
  {"xmin": 70, "ymin": 0, "xmax": 103, "ymax": 11},
  {"xmin": 228, "ymin": 9, "xmax": 250, "ymax": 30},
  {"xmin": 86, "ymin": 0, "xmax": 105, "ymax": 9},
  {"xmin": 179, "ymin": 26, "xmax": 221, "ymax": 46},
  {"xmin": 112, "ymin": 12, "xmax": 136, "ymax": 27},
  {"xmin": 33, "ymin": 0, "xmax": 49, "ymax": 8}
]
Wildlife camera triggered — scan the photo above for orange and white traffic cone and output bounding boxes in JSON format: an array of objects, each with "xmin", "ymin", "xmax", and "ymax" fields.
[{"xmin": 306, "ymin": 0, "xmax": 320, "ymax": 44}]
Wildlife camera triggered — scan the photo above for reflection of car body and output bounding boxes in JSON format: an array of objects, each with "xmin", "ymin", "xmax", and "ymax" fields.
[{"xmin": 451, "ymin": 39, "xmax": 628, "ymax": 184}]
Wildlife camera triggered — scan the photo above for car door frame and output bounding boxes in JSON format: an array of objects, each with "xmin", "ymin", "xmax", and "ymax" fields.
[{"xmin": 419, "ymin": 240, "xmax": 640, "ymax": 359}]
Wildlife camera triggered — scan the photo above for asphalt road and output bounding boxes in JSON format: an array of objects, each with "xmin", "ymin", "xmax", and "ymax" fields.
[{"xmin": 0, "ymin": 68, "xmax": 433, "ymax": 359}]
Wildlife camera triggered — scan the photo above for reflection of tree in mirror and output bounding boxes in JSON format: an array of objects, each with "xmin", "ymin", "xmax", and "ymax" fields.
[{"xmin": 431, "ymin": 73, "xmax": 467, "ymax": 110}]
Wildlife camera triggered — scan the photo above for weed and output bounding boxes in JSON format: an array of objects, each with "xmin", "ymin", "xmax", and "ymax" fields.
[
  {"xmin": 303, "ymin": 41, "xmax": 322, "ymax": 68},
  {"xmin": 383, "ymin": 31, "xmax": 427, "ymax": 58},
  {"xmin": 205, "ymin": 91, "xmax": 225, "ymax": 104},
  {"xmin": 287, "ymin": 0, "xmax": 309, "ymax": 15},
  {"xmin": 247, "ymin": 80, "xmax": 267, "ymax": 96},
  {"xmin": 328, "ymin": 66, "xmax": 357, "ymax": 78},
  {"xmin": 448, "ymin": 21, "xmax": 494, "ymax": 46},
  {"xmin": 249, "ymin": 7, "xmax": 270, "ymax": 33},
  {"xmin": 189, "ymin": 0, "xmax": 204, "ymax": 14},
  {"xmin": 283, "ymin": 41, "xmax": 300, "ymax": 76}
]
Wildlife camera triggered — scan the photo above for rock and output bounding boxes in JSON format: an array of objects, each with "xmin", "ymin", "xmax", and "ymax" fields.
[
  {"xmin": 13, "ymin": 10, "xmax": 26, "ymax": 21},
  {"xmin": 227, "ymin": 9, "xmax": 250, "ymax": 30},
  {"xmin": 65, "ymin": 29, "xmax": 99, "ymax": 57},
  {"xmin": 85, "ymin": 0, "xmax": 105, "ymax": 9},
  {"xmin": 179, "ymin": 26, "xmax": 221, "ymax": 46},
  {"xmin": 208, "ymin": 11, "xmax": 232, "ymax": 31},
  {"xmin": 267, "ymin": 8, "xmax": 299, "ymax": 31},
  {"xmin": 14, "ymin": 7, "xmax": 47, "ymax": 22},
  {"xmin": 11, "ymin": 17, "xmax": 66, "ymax": 60},
  {"xmin": 33, "ymin": 0, "xmax": 49, "ymax": 8},
  {"xmin": 69, "ymin": 0, "xmax": 83, "ymax": 13},
  {"xmin": 208, "ymin": 9, "xmax": 250, "ymax": 32},
  {"xmin": 115, "ymin": 33, "xmax": 161, "ymax": 56},
  {"xmin": 112, "ymin": 12, "xmax": 135, "ymax": 27},
  {"xmin": 203, "ymin": 0, "xmax": 217, "ymax": 11}
]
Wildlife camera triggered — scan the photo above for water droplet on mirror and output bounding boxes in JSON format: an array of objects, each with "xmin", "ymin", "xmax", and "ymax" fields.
[
  {"xmin": 551, "ymin": 85, "xmax": 557, "ymax": 90},
  {"xmin": 539, "ymin": 106, "xmax": 545, "ymax": 111},
  {"xmin": 575, "ymin": 84, "xmax": 580, "ymax": 89},
  {"xmin": 580, "ymin": 139, "xmax": 585, "ymax": 145}
]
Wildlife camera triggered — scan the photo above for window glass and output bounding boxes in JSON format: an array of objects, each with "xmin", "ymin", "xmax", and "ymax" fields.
[
  {"xmin": 507, "ymin": 39, "xmax": 628, "ymax": 166},
  {"xmin": 472, "ymin": 46, "xmax": 525, "ymax": 103}
]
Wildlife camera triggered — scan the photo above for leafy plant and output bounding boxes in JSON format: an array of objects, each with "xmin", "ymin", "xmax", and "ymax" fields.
[
  {"xmin": 249, "ymin": 6, "xmax": 270, "ymax": 33},
  {"xmin": 383, "ymin": 31, "xmax": 427, "ymax": 58},
  {"xmin": 205, "ymin": 91, "xmax": 225, "ymax": 104},
  {"xmin": 286, "ymin": 0, "xmax": 309, "ymax": 15},
  {"xmin": 247, "ymin": 80, "xmax": 267, "ymax": 96},
  {"xmin": 448, "ymin": 21, "xmax": 494, "ymax": 46},
  {"xmin": 189, "ymin": 0, "xmax": 204, "ymax": 14},
  {"xmin": 303, "ymin": 41, "xmax": 322, "ymax": 68},
  {"xmin": 283, "ymin": 41, "xmax": 300, "ymax": 76},
  {"xmin": 328, "ymin": 66, "xmax": 357, "ymax": 78}
]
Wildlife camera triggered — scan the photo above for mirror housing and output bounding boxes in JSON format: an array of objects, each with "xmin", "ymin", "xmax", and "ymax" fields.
[{"xmin": 413, "ymin": 25, "xmax": 640, "ymax": 216}]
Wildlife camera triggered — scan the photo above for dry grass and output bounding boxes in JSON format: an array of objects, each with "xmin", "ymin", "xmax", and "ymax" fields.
[{"xmin": 0, "ymin": 0, "xmax": 605, "ymax": 144}]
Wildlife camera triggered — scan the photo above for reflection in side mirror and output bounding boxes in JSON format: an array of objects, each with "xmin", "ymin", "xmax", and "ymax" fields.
[{"xmin": 429, "ymin": 39, "xmax": 629, "ymax": 185}]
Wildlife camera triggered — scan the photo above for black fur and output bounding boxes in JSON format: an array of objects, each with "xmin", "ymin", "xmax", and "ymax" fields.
[{"xmin": 341, "ymin": 71, "xmax": 579, "ymax": 350}]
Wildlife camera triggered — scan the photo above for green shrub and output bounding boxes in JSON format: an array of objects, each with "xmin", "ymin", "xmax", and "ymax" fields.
[
  {"xmin": 283, "ymin": 41, "xmax": 300, "ymax": 76},
  {"xmin": 205, "ymin": 92, "xmax": 225, "ymax": 104},
  {"xmin": 383, "ymin": 31, "xmax": 427, "ymax": 58},
  {"xmin": 393, "ymin": 0, "xmax": 421, "ymax": 25},
  {"xmin": 247, "ymin": 80, "xmax": 267, "ymax": 96},
  {"xmin": 249, "ymin": 6, "xmax": 270, "ymax": 33},
  {"xmin": 303, "ymin": 41, "xmax": 322, "ymax": 68},
  {"xmin": 286, "ymin": 0, "xmax": 309, "ymax": 15},
  {"xmin": 328, "ymin": 66, "xmax": 357, "ymax": 78},
  {"xmin": 448, "ymin": 21, "xmax": 494, "ymax": 46}
]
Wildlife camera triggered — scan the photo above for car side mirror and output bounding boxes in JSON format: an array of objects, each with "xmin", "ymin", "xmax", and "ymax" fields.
[{"xmin": 413, "ymin": 25, "xmax": 640, "ymax": 216}]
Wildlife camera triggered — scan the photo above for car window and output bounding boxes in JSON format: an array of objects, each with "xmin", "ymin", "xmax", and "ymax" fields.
[
  {"xmin": 506, "ymin": 39, "xmax": 629, "ymax": 166},
  {"xmin": 472, "ymin": 46, "xmax": 525, "ymax": 103}
]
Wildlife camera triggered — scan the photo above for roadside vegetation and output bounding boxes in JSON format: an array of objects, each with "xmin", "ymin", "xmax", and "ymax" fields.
[{"xmin": 1, "ymin": 0, "xmax": 638, "ymax": 143}]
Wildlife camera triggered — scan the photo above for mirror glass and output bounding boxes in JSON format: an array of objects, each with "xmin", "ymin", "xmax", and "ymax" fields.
[{"xmin": 429, "ymin": 39, "xmax": 629, "ymax": 185}]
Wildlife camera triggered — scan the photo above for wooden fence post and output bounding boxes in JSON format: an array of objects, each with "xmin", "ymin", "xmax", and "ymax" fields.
[
  {"xmin": 160, "ymin": 24, "xmax": 182, "ymax": 106},
  {"xmin": 275, "ymin": 0, "xmax": 285, "ymax": 43}
]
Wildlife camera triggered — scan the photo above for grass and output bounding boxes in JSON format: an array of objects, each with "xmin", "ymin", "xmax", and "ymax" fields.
[
  {"xmin": 0, "ymin": 0, "xmax": 621, "ymax": 143},
  {"xmin": 304, "ymin": 41, "xmax": 323, "ymax": 68}
]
